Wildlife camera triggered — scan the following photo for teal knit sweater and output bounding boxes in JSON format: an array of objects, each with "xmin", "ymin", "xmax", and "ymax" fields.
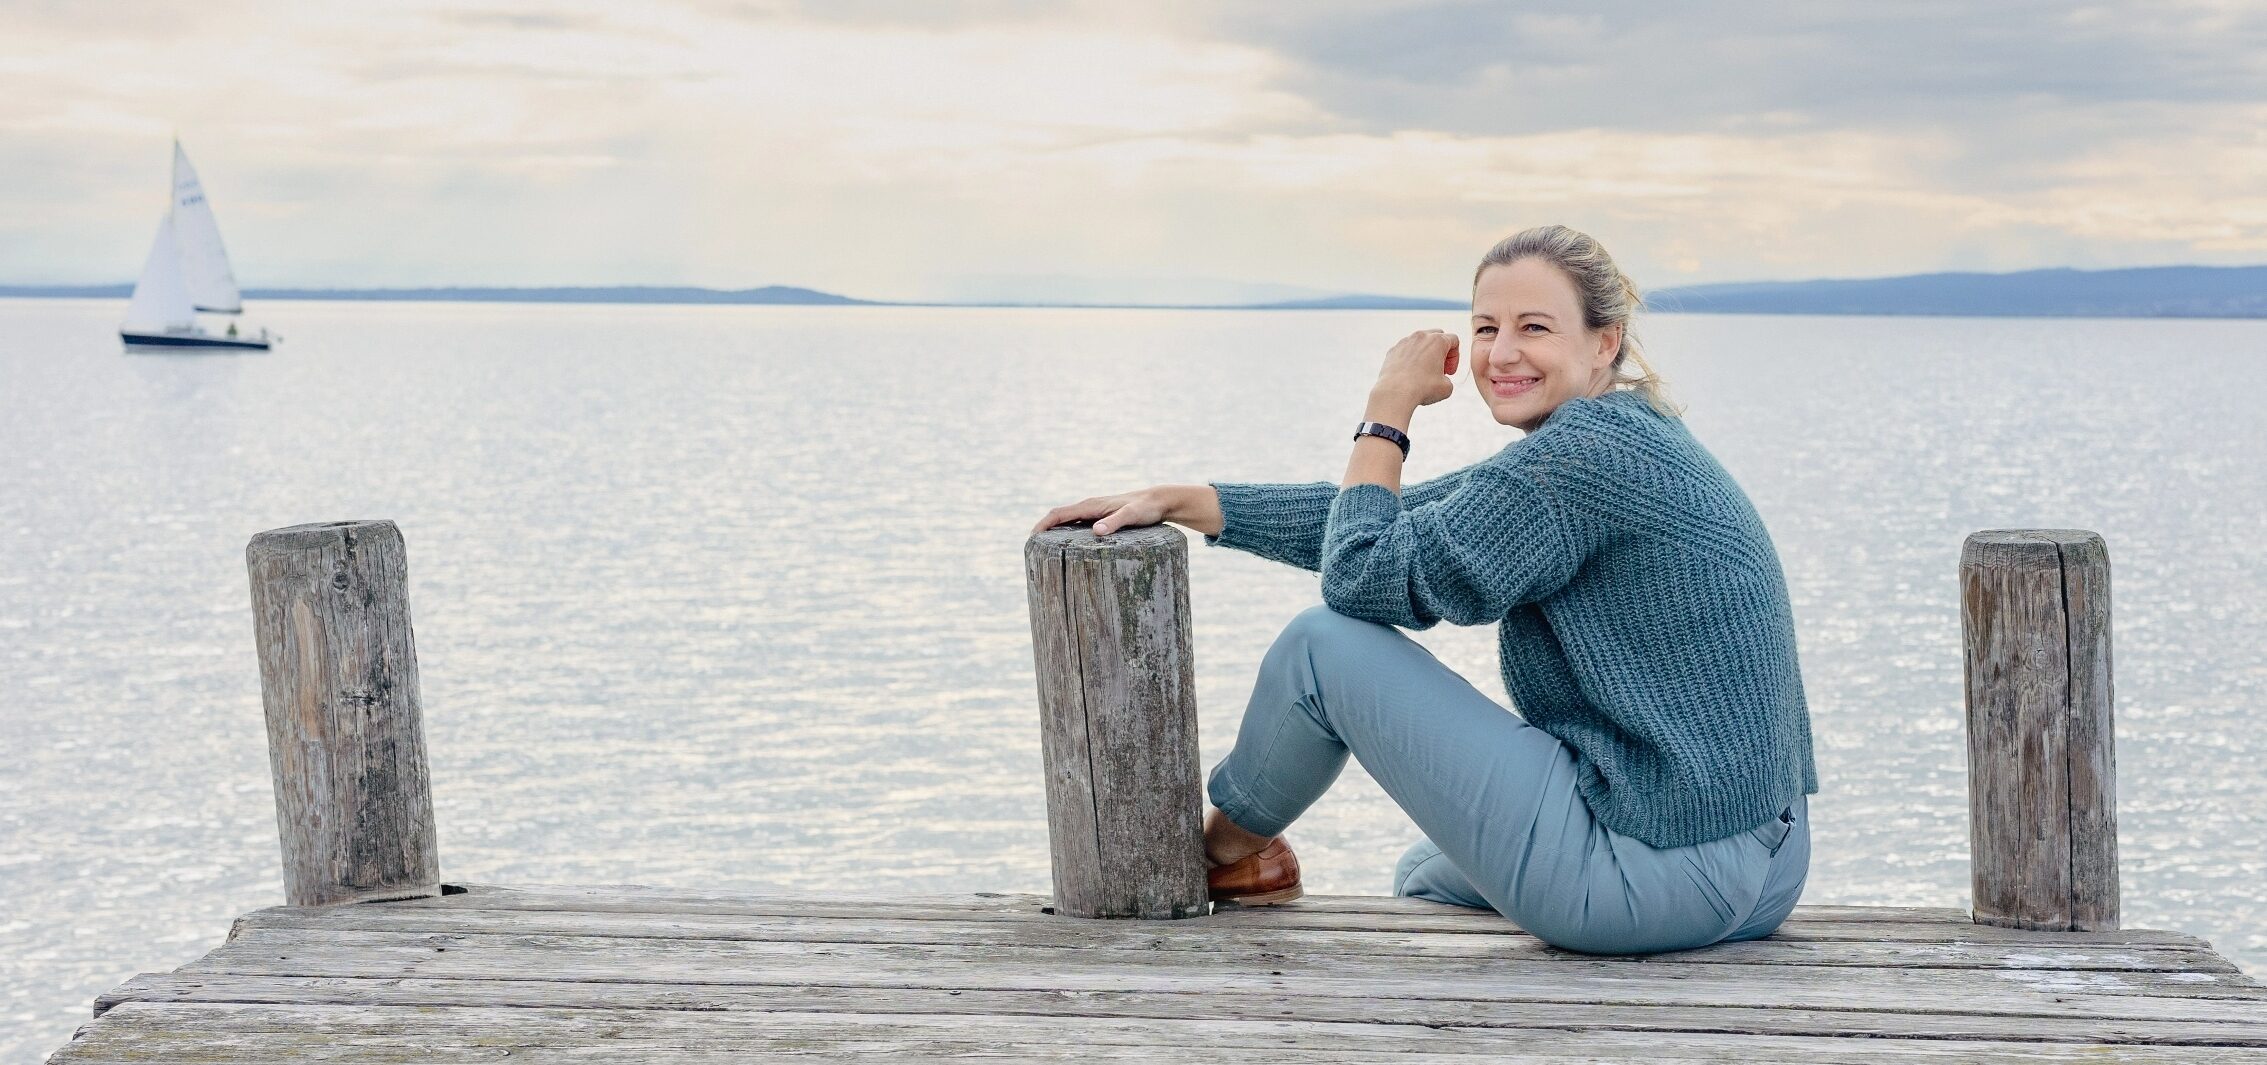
[{"xmin": 1204, "ymin": 388, "xmax": 1818, "ymax": 849}]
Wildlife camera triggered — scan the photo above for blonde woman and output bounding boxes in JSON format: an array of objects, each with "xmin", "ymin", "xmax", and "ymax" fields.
[{"xmin": 1033, "ymin": 225, "xmax": 1817, "ymax": 954}]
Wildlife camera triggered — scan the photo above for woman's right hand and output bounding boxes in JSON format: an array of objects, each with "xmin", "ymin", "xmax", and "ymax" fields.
[{"xmin": 1031, "ymin": 485, "xmax": 1220, "ymax": 537}]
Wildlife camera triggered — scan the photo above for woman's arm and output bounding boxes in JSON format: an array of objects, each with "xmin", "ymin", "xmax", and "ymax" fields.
[
  {"xmin": 1027, "ymin": 483, "xmax": 1230, "ymax": 539},
  {"xmin": 1038, "ymin": 329, "xmax": 1466, "ymax": 563},
  {"xmin": 1320, "ymin": 458, "xmax": 1589, "ymax": 629},
  {"xmin": 1344, "ymin": 391, "xmax": 1420, "ymax": 494},
  {"xmin": 1162, "ymin": 483, "xmax": 1224, "ymax": 536},
  {"xmin": 1204, "ymin": 465, "xmax": 1479, "ymax": 573},
  {"xmin": 1342, "ymin": 329, "xmax": 1458, "ymax": 494},
  {"xmin": 1031, "ymin": 471, "xmax": 1476, "ymax": 571}
]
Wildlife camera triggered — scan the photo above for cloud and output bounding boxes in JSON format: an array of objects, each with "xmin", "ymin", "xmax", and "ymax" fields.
[
  {"xmin": 0, "ymin": 0, "xmax": 2260, "ymax": 296},
  {"xmin": 1179, "ymin": 2, "xmax": 2267, "ymax": 129}
]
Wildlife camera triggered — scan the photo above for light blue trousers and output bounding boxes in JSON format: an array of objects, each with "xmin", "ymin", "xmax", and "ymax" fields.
[{"xmin": 1206, "ymin": 605, "xmax": 1809, "ymax": 955}]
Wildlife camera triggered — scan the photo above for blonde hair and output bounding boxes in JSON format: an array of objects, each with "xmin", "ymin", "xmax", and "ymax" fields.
[{"xmin": 1473, "ymin": 225, "xmax": 1681, "ymax": 418}]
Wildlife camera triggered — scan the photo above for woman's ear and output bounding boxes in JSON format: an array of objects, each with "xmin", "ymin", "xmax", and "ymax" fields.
[{"xmin": 1596, "ymin": 324, "xmax": 1623, "ymax": 367}]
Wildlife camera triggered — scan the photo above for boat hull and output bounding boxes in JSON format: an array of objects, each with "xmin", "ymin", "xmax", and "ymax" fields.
[{"xmin": 121, "ymin": 330, "xmax": 271, "ymax": 351}]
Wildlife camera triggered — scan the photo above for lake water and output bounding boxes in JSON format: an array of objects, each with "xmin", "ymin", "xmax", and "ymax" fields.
[{"xmin": 3, "ymin": 297, "xmax": 2263, "ymax": 1060}]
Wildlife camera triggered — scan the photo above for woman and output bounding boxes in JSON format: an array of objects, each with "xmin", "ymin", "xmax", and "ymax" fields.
[{"xmin": 1031, "ymin": 225, "xmax": 1818, "ymax": 955}]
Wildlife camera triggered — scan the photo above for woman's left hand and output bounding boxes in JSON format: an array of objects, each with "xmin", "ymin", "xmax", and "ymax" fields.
[{"xmin": 1373, "ymin": 329, "xmax": 1459, "ymax": 408}]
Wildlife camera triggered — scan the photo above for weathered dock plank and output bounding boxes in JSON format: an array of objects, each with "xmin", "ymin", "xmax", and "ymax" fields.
[
  {"xmin": 96, "ymin": 972, "xmax": 2267, "ymax": 1047},
  {"xmin": 384, "ymin": 884, "xmax": 2214, "ymax": 946},
  {"xmin": 183, "ymin": 909, "xmax": 2265, "ymax": 999},
  {"xmin": 55, "ymin": 1001, "xmax": 2267, "ymax": 1064},
  {"xmin": 55, "ymin": 886, "xmax": 2266, "ymax": 1064},
  {"xmin": 223, "ymin": 899, "xmax": 2240, "ymax": 972}
]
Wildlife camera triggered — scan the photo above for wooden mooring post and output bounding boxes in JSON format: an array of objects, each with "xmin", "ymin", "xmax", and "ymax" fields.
[
  {"xmin": 1960, "ymin": 529, "xmax": 2117, "ymax": 931},
  {"xmin": 1023, "ymin": 524, "xmax": 1209, "ymax": 920},
  {"xmin": 245, "ymin": 520, "xmax": 440, "ymax": 907}
]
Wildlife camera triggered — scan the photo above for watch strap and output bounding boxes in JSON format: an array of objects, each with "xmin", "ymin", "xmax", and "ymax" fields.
[{"xmin": 1353, "ymin": 421, "xmax": 1411, "ymax": 457}]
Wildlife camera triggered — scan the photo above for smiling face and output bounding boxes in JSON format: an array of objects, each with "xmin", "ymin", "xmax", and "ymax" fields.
[{"xmin": 1469, "ymin": 257, "xmax": 1624, "ymax": 432}]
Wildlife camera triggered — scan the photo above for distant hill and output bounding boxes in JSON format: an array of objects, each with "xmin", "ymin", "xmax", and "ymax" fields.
[
  {"xmin": 251, "ymin": 285, "xmax": 879, "ymax": 305},
  {"xmin": 3, "ymin": 284, "xmax": 132, "ymax": 298},
  {"xmin": 0, "ymin": 284, "xmax": 875, "ymax": 305},
  {"xmin": 1647, "ymin": 265, "xmax": 2267, "ymax": 318}
]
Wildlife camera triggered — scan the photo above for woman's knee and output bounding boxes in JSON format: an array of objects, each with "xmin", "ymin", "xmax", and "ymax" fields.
[
  {"xmin": 1391, "ymin": 838, "xmax": 1442, "ymax": 896},
  {"xmin": 1282, "ymin": 603, "xmax": 1396, "ymax": 648},
  {"xmin": 1392, "ymin": 838, "xmax": 1492, "ymax": 910}
]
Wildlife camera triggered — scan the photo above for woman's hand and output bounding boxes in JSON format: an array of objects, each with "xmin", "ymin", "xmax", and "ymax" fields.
[
  {"xmin": 1373, "ymin": 329, "xmax": 1459, "ymax": 408},
  {"xmin": 1031, "ymin": 485, "xmax": 1222, "ymax": 537}
]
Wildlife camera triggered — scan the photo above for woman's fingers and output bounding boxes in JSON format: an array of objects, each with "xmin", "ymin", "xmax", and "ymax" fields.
[
  {"xmin": 1043, "ymin": 501, "xmax": 1146, "ymax": 536},
  {"xmin": 1377, "ymin": 328, "xmax": 1462, "ymax": 402},
  {"xmin": 1091, "ymin": 503, "xmax": 1134, "ymax": 536},
  {"xmin": 1031, "ymin": 499, "xmax": 1102, "ymax": 533},
  {"xmin": 1036, "ymin": 490, "xmax": 1169, "ymax": 537}
]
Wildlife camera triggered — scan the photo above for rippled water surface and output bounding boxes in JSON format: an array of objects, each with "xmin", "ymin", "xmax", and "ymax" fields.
[{"xmin": 3, "ymin": 299, "xmax": 2263, "ymax": 1060}]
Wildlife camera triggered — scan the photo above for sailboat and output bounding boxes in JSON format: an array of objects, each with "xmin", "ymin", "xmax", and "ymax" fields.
[{"xmin": 119, "ymin": 141, "xmax": 276, "ymax": 350}]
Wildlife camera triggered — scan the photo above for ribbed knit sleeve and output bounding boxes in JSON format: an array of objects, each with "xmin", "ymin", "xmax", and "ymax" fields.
[
  {"xmin": 1318, "ymin": 460, "xmax": 1587, "ymax": 630},
  {"xmin": 1204, "ymin": 466, "xmax": 1474, "ymax": 573}
]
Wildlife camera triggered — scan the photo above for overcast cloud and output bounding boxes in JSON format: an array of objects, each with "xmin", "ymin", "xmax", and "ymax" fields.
[{"xmin": 2, "ymin": 0, "xmax": 2260, "ymax": 299}]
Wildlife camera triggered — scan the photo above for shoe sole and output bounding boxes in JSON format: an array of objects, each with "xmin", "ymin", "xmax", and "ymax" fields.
[{"xmin": 1210, "ymin": 883, "xmax": 1305, "ymax": 907}]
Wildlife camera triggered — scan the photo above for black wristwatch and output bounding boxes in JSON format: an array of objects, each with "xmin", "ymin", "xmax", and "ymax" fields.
[{"xmin": 1353, "ymin": 421, "xmax": 1411, "ymax": 457}]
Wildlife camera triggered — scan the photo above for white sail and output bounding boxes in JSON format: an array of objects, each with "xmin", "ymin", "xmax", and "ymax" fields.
[
  {"xmin": 121, "ymin": 214, "xmax": 197, "ymax": 332},
  {"xmin": 169, "ymin": 140, "xmax": 242, "ymax": 314}
]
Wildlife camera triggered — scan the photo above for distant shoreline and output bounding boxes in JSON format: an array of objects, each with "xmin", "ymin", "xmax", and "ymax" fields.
[{"xmin": 8, "ymin": 263, "xmax": 2265, "ymax": 317}]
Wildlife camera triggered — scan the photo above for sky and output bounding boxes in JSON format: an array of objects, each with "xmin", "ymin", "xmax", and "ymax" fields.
[{"xmin": 3, "ymin": 0, "xmax": 2264, "ymax": 302}]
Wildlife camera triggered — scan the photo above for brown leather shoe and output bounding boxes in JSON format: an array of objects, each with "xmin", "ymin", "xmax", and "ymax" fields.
[{"xmin": 1207, "ymin": 836, "xmax": 1303, "ymax": 906}]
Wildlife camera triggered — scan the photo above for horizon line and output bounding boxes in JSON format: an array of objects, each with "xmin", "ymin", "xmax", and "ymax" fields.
[{"xmin": 9, "ymin": 260, "xmax": 2267, "ymax": 317}]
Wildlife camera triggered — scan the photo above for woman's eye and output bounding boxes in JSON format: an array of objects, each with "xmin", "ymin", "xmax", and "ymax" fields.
[
  {"xmin": 1523, "ymin": 323, "xmax": 1547, "ymax": 334},
  {"xmin": 1474, "ymin": 327, "xmax": 1496, "ymax": 337}
]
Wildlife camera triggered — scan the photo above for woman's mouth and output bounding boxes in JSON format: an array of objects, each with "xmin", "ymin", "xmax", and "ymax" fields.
[{"xmin": 1491, "ymin": 376, "xmax": 1540, "ymax": 398}]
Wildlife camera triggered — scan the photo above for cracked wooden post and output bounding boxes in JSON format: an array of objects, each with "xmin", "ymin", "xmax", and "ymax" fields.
[
  {"xmin": 1024, "ymin": 523, "xmax": 1208, "ymax": 919},
  {"xmin": 247, "ymin": 520, "xmax": 440, "ymax": 907},
  {"xmin": 1960, "ymin": 529, "xmax": 2117, "ymax": 931}
]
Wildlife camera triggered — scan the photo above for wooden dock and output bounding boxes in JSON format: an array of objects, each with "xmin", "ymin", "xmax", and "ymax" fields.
[
  {"xmin": 41, "ymin": 522, "xmax": 2266, "ymax": 1061},
  {"xmin": 56, "ymin": 884, "xmax": 2267, "ymax": 1062}
]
